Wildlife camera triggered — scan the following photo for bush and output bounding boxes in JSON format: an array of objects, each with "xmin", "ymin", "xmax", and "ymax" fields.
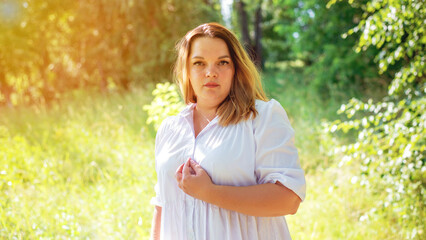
[
  {"xmin": 143, "ymin": 82, "xmax": 185, "ymax": 130},
  {"xmin": 326, "ymin": 0, "xmax": 425, "ymax": 238}
]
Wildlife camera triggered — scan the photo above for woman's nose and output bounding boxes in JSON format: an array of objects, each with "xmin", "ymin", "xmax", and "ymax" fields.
[{"xmin": 205, "ymin": 66, "xmax": 218, "ymax": 78}]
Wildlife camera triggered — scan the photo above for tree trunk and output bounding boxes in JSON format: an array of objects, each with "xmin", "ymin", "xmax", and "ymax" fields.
[
  {"xmin": 237, "ymin": 0, "xmax": 251, "ymax": 49},
  {"xmin": 236, "ymin": 0, "xmax": 262, "ymax": 66},
  {"xmin": 254, "ymin": 3, "xmax": 263, "ymax": 69}
]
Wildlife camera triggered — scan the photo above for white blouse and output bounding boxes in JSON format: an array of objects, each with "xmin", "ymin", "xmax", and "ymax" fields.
[{"xmin": 151, "ymin": 99, "xmax": 306, "ymax": 240}]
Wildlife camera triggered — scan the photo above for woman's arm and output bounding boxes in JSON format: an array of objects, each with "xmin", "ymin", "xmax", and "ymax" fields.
[
  {"xmin": 150, "ymin": 206, "xmax": 162, "ymax": 240},
  {"xmin": 176, "ymin": 159, "xmax": 301, "ymax": 217}
]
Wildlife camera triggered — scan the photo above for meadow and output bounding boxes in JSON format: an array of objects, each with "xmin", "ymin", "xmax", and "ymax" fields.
[{"xmin": 1, "ymin": 72, "xmax": 403, "ymax": 239}]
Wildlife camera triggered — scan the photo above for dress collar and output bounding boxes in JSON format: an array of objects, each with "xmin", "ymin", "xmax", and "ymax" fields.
[
  {"xmin": 178, "ymin": 103, "xmax": 196, "ymax": 118},
  {"xmin": 178, "ymin": 103, "xmax": 219, "ymax": 127}
]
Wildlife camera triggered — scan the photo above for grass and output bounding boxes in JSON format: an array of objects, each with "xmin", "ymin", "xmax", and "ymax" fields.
[
  {"xmin": 1, "ymin": 88, "xmax": 156, "ymax": 239},
  {"xmin": 0, "ymin": 73, "xmax": 405, "ymax": 239}
]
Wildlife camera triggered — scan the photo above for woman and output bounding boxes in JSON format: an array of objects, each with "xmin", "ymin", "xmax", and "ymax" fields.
[{"xmin": 150, "ymin": 22, "xmax": 306, "ymax": 240}]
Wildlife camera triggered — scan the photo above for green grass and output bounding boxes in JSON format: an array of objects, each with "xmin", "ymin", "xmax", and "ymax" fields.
[
  {"xmin": 0, "ymin": 75, "xmax": 405, "ymax": 239},
  {"xmin": 1, "ymin": 88, "xmax": 156, "ymax": 239}
]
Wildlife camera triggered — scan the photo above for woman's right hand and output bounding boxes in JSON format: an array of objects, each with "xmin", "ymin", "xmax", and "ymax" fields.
[{"xmin": 175, "ymin": 158, "xmax": 214, "ymax": 200}]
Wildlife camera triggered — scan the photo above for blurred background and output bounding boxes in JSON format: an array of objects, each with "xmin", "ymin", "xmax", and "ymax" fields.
[{"xmin": 0, "ymin": 0, "xmax": 424, "ymax": 239}]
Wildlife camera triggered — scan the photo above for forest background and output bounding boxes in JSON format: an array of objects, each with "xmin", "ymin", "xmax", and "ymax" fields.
[{"xmin": 0, "ymin": 0, "xmax": 424, "ymax": 239}]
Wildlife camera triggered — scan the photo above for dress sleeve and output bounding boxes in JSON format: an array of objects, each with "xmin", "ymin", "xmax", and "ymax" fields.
[
  {"xmin": 150, "ymin": 118, "xmax": 170, "ymax": 207},
  {"xmin": 253, "ymin": 99, "xmax": 306, "ymax": 201}
]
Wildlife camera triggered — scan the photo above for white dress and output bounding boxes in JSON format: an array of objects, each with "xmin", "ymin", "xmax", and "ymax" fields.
[{"xmin": 151, "ymin": 99, "xmax": 306, "ymax": 240}]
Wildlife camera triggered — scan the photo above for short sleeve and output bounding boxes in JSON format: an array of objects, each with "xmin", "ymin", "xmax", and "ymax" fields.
[
  {"xmin": 253, "ymin": 99, "xmax": 306, "ymax": 201},
  {"xmin": 150, "ymin": 182, "xmax": 163, "ymax": 206},
  {"xmin": 150, "ymin": 117, "xmax": 171, "ymax": 207}
]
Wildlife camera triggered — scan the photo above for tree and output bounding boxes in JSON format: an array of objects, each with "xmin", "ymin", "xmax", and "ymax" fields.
[
  {"xmin": 265, "ymin": 0, "xmax": 385, "ymax": 99},
  {"xmin": 234, "ymin": 0, "xmax": 264, "ymax": 68},
  {"xmin": 328, "ymin": 0, "xmax": 425, "ymax": 238},
  {"xmin": 0, "ymin": 0, "xmax": 221, "ymax": 107},
  {"xmin": 0, "ymin": 0, "xmax": 75, "ymax": 106}
]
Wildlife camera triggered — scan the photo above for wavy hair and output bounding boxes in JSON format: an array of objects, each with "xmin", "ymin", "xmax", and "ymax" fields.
[{"xmin": 174, "ymin": 22, "xmax": 268, "ymax": 126}]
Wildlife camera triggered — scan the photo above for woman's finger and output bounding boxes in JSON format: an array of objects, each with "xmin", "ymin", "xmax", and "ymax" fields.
[
  {"xmin": 189, "ymin": 159, "xmax": 204, "ymax": 175},
  {"xmin": 175, "ymin": 171, "xmax": 182, "ymax": 182},
  {"xmin": 175, "ymin": 163, "xmax": 184, "ymax": 181},
  {"xmin": 187, "ymin": 157, "xmax": 196, "ymax": 174},
  {"xmin": 176, "ymin": 163, "xmax": 184, "ymax": 174},
  {"xmin": 182, "ymin": 159, "xmax": 192, "ymax": 176}
]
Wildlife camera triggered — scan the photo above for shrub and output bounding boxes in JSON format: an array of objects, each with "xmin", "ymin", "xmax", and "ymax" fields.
[
  {"xmin": 326, "ymin": 0, "xmax": 425, "ymax": 238},
  {"xmin": 143, "ymin": 82, "xmax": 185, "ymax": 131}
]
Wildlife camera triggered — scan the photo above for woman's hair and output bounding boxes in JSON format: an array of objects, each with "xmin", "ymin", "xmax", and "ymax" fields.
[{"xmin": 174, "ymin": 22, "xmax": 268, "ymax": 126}]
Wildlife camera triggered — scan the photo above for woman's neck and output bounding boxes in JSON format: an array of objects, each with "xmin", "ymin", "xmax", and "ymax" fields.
[
  {"xmin": 195, "ymin": 103, "xmax": 217, "ymax": 121},
  {"xmin": 193, "ymin": 103, "xmax": 217, "ymax": 138}
]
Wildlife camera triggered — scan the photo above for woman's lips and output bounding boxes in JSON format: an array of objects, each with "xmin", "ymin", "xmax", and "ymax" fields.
[{"xmin": 204, "ymin": 82, "xmax": 219, "ymax": 88}]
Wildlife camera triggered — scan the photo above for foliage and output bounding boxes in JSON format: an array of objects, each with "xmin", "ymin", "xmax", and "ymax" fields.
[
  {"xmin": 143, "ymin": 82, "xmax": 185, "ymax": 131},
  {"xmin": 0, "ymin": 73, "xmax": 408, "ymax": 239},
  {"xmin": 327, "ymin": 0, "xmax": 425, "ymax": 238},
  {"xmin": 0, "ymin": 0, "xmax": 221, "ymax": 106},
  {"xmin": 262, "ymin": 0, "xmax": 385, "ymax": 99}
]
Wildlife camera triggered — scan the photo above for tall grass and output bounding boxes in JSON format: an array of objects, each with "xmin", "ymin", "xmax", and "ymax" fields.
[
  {"xmin": 0, "ymin": 74, "xmax": 402, "ymax": 239},
  {"xmin": 1, "ymin": 88, "xmax": 156, "ymax": 239}
]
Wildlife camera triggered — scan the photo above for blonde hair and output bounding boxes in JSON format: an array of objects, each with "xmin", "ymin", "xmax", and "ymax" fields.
[{"xmin": 174, "ymin": 22, "xmax": 268, "ymax": 126}]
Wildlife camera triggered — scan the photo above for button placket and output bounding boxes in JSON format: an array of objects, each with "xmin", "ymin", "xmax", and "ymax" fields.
[
  {"xmin": 185, "ymin": 195, "xmax": 196, "ymax": 240},
  {"xmin": 186, "ymin": 138, "xmax": 196, "ymax": 239}
]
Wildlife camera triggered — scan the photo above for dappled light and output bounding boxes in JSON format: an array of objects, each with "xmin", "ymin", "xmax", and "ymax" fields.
[
  {"xmin": 1, "ymin": 0, "xmax": 424, "ymax": 239},
  {"xmin": 0, "ymin": 0, "xmax": 220, "ymax": 107}
]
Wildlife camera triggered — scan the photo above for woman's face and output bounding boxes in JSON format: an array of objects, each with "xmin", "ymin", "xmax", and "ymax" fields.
[{"xmin": 188, "ymin": 37, "xmax": 235, "ymax": 108}]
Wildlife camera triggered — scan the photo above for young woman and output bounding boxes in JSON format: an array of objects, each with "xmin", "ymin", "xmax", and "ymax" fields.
[{"xmin": 150, "ymin": 22, "xmax": 306, "ymax": 240}]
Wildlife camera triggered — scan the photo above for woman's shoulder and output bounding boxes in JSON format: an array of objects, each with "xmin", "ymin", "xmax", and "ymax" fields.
[
  {"xmin": 158, "ymin": 115, "xmax": 177, "ymax": 130},
  {"xmin": 155, "ymin": 115, "xmax": 183, "ymax": 146},
  {"xmin": 157, "ymin": 103, "xmax": 193, "ymax": 136},
  {"xmin": 255, "ymin": 99, "xmax": 287, "ymax": 117},
  {"xmin": 255, "ymin": 98, "xmax": 279, "ymax": 109},
  {"xmin": 253, "ymin": 99, "xmax": 292, "ymax": 129}
]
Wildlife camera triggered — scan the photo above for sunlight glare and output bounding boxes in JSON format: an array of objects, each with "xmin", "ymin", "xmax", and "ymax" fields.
[{"xmin": 0, "ymin": 0, "xmax": 20, "ymax": 23}]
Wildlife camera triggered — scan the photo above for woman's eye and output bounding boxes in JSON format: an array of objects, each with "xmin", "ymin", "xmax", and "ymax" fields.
[
  {"xmin": 193, "ymin": 62, "xmax": 203, "ymax": 66},
  {"xmin": 219, "ymin": 60, "xmax": 229, "ymax": 65}
]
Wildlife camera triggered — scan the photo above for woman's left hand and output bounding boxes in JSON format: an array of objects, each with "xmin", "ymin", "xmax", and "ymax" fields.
[{"xmin": 175, "ymin": 158, "xmax": 214, "ymax": 200}]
